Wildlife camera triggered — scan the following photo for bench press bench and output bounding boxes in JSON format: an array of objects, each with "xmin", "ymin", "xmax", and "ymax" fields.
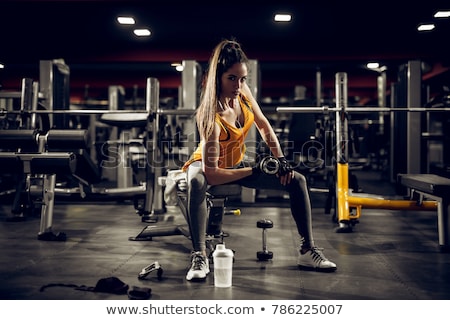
[
  {"xmin": 397, "ymin": 173, "xmax": 450, "ymax": 253},
  {"xmin": 129, "ymin": 175, "xmax": 242, "ymax": 259},
  {"xmin": 0, "ymin": 151, "xmax": 77, "ymax": 240},
  {"xmin": 0, "ymin": 129, "xmax": 100, "ymax": 240}
]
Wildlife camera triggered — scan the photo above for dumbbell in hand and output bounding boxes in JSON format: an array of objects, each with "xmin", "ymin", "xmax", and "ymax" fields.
[
  {"xmin": 259, "ymin": 156, "xmax": 280, "ymax": 175},
  {"xmin": 254, "ymin": 156, "xmax": 293, "ymax": 176},
  {"xmin": 257, "ymin": 218, "xmax": 274, "ymax": 261}
]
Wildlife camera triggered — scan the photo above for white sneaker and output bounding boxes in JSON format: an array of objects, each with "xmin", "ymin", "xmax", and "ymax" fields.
[
  {"xmin": 297, "ymin": 247, "xmax": 337, "ymax": 272},
  {"xmin": 186, "ymin": 251, "xmax": 210, "ymax": 281}
]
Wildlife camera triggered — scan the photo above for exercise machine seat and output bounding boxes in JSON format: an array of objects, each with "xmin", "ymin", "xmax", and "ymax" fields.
[{"xmin": 99, "ymin": 113, "xmax": 149, "ymax": 128}]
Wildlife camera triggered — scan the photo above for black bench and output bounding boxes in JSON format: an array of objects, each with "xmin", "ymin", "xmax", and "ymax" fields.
[
  {"xmin": 129, "ymin": 180, "xmax": 241, "ymax": 259},
  {"xmin": 0, "ymin": 151, "xmax": 77, "ymax": 241},
  {"xmin": 398, "ymin": 173, "xmax": 450, "ymax": 252},
  {"xmin": 0, "ymin": 129, "xmax": 99, "ymax": 241}
]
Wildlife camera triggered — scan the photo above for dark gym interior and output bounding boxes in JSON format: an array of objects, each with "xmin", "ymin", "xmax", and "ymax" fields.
[
  {"xmin": 1, "ymin": 169, "xmax": 450, "ymax": 300},
  {"xmin": 1, "ymin": 1, "xmax": 450, "ymax": 303}
]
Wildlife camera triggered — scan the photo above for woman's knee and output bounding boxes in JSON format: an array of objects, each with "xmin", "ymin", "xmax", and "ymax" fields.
[
  {"xmin": 295, "ymin": 171, "xmax": 307, "ymax": 183},
  {"xmin": 291, "ymin": 171, "xmax": 308, "ymax": 190},
  {"xmin": 189, "ymin": 173, "xmax": 208, "ymax": 193}
]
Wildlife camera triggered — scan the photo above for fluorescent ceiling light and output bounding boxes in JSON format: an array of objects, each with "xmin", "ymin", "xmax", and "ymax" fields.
[
  {"xmin": 366, "ymin": 63, "xmax": 387, "ymax": 72},
  {"xmin": 434, "ymin": 11, "xmax": 450, "ymax": 18},
  {"xmin": 366, "ymin": 62, "xmax": 380, "ymax": 69},
  {"xmin": 417, "ymin": 23, "xmax": 435, "ymax": 31},
  {"xmin": 117, "ymin": 16, "xmax": 135, "ymax": 25},
  {"xmin": 0, "ymin": 63, "xmax": 4, "ymax": 69},
  {"xmin": 171, "ymin": 63, "xmax": 184, "ymax": 72},
  {"xmin": 134, "ymin": 29, "xmax": 151, "ymax": 36},
  {"xmin": 274, "ymin": 14, "xmax": 291, "ymax": 22}
]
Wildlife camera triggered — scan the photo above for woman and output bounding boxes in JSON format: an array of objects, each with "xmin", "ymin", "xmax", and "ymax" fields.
[{"xmin": 182, "ymin": 39, "xmax": 337, "ymax": 281}]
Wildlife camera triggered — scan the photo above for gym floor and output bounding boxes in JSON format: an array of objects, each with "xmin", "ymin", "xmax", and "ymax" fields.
[{"xmin": 0, "ymin": 169, "xmax": 449, "ymax": 300}]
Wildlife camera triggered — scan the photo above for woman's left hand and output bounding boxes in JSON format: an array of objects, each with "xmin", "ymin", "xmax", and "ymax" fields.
[{"xmin": 277, "ymin": 157, "xmax": 294, "ymax": 185}]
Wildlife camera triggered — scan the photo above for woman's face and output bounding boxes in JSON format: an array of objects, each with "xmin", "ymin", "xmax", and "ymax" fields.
[{"xmin": 220, "ymin": 62, "xmax": 248, "ymax": 100}]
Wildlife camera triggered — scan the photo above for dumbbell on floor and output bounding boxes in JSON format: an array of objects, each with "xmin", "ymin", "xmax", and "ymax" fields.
[{"xmin": 257, "ymin": 218, "xmax": 273, "ymax": 261}]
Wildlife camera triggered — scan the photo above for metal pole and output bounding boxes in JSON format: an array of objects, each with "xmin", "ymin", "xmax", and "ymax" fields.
[
  {"xmin": 20, "ymin": 78, "xmax": 33, "ymax": 128},
  {"xmin": 147, "ymin": 77, "xmax": 164, "ymax": 216},
  {"xmin": 276, "ymin": 106, "xmax": 450, "ymax": 113},
  {"xmin": 39, "ymin": 174, "xmax": 56, "ymax": 236},
  {"xmin": 407, "ymin": 60, "xmax": 422, "ymax": 174},
  {"xmin": 377, "ymin": 71, "xmax": 386, "ymax": 135},
  {"xmin": 334, "ymin": 72, "xmax": 352, "ymax": 230},
  {"xmin": 335, "ymin": 72, "xmax": 349, "ymax": 163},
  {"xmin": 140, "ymin": 77, "xmax": 161, "ymax": 220},
  {"xmin": 181, "ymin": 60, "xmax": 200, "ymax": 156},
  {"xmin": 316, "ymin": 70, "xmax": 322, "ymax": 107}
]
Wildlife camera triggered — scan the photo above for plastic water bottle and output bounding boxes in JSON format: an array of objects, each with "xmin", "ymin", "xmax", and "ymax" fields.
[{"xmin": 212, "ymin": 243, "xmax": 234, "ymax": 288}]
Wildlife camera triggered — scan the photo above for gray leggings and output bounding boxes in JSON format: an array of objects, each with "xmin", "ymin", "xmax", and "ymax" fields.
[{"xmin": 186, "ymin": 161, "xmax": 315, "ymax": 252}]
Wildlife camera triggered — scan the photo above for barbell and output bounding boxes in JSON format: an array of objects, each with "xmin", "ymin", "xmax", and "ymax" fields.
[
  {"xmin": 276, "ymin": 106, "xmax": 450, "ymax": 113},
  {"xmin": 0, "ymin": 108, "xmax": 195, "ymax": 116},
  {"xmin": 3, "ymin": 105, "xmax": 449, "ymax": 115}
]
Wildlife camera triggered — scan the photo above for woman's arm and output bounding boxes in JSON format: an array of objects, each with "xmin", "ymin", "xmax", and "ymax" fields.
[
  {"xmin": 201, "ymin": 122, "xmax": 252, "ymax": 186},
  {"xmin": 241, "ymin": 83, "xmax": 293, "ymax": 185},
  {"xmin": 241, "ymin": 83, "xmax": 284, "ymax": 158}
]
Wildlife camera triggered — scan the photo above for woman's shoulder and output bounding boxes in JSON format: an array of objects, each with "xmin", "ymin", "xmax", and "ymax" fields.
[
  {"xmin": 239, "ymin": 93, "xmax": 253, "ymax": 111},
  {"xmin": 239, "ymin": 92, "xmax": 250, "ymax": 103}
]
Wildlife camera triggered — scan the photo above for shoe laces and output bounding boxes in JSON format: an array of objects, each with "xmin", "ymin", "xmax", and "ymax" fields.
[
  {"xmin": 307, "ymin": 247, "xmax": 328, "ymax": 263},
  {"xmin": 190, "ymin": 252, "xmax": 207, "ymax": 270}
]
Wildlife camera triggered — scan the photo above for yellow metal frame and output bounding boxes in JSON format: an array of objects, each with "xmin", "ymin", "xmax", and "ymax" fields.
[
  {"xmin": 336, "ymin": 162, "xmax": 438, "ymax": 225},
  {"xmin": 331, "ymin": 72, "xmax": 438, "ymax": 227}
]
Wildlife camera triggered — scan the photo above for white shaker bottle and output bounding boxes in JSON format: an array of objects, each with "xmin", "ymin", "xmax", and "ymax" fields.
[{"xmin": 212, "ymin": 243, "xmax": 234, "ymax": 287}]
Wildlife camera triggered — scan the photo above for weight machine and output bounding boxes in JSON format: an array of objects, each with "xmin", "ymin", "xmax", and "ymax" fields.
[
  {"xmin": 277, "ymin": 67, "xmax": 450, "ymax": 252},
  {"xmin": 0, "ymin": 73, "xmax": 162, "ymax": 239}
]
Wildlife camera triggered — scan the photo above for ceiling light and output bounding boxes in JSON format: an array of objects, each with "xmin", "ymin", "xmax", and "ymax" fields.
[
  {"xmin": 171, "ymin": 63, "xmax": 184, "ymax": 72},
  {"xmin": 434, "ymin": 11, "xmax": 450, "ymax": 18},
  {"xmin": 417, "ymin": 23, "xmax": 435, "ymax": 31},
  {"xmin": 366, "ymin": 62, "xmax": 387, "ymax": 72},
  {"xmin": 133, "ymin": 29, "xmax": 151, "ymax": 37},
  {"xmin": 274, "ymin": 14, "xmax": 292, "ymax": 22},
  {"xmin": 117, "ymin": 16, "xmax": 135, "ymax": 25}
]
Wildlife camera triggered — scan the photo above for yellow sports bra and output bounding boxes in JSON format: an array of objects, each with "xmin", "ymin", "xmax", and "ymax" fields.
[{"xmin": 182, "ymin": 94, "xmax": 254, "ymax": 171}]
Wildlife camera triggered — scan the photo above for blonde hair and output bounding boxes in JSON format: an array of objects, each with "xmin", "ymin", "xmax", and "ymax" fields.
[{"xmin": 196, "ymin": 39, "xmax": 249, "ymax": 139}]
